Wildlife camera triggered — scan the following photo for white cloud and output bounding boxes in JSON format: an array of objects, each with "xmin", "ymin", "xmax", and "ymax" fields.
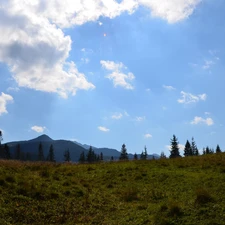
[
  {"xmin": 7, "ymin": 87, "xmax": 20, "ymax": 92},
  {"xmin": 144, "ymin": 133, "xmax": 152, "ymax": 139},
  {"xmin": 202, "ymin": 60, "xmax": 215, "ymax": 70},
  {"xmin": 0, "ymin": 0, "xmax": 201, "ymax": 97},
  {"xmin": 31, "ymin": 126, "xmax": 46, "ymax": 133},
  {"xmin": 163, "ymin": 85, "xmax": 176, "ymax": 91},
  {"xmin": 178, "ymin": 91, "xmax": 207, "ymax": 104},
  {"xmin": 98, "ymin": 126, "xmax": 110, "ymax": 132},
  {"xmin": 81, "ymin": 58, "xmax": 90, "ymax": 64},
  {"xmin": 191, "ymin": 117, "xmax": 214, "ymax": 126},
  {"xmin": 135, "ymin": 116, "xmax": 146, "ymax": 122},
  {"xmin": 0, "ymin": 93, "xmax": 13, "ymax": 116},
  {"xmin": 112, "ymin": 113, "xmax": 123, "ymax": 120},
  {"xmin": 138, "ymin": 0, "xmax": 201, "ymax": 23},
  {"xmin": 205, "ymin": 112, "xmax": 211, "ymax": 115},
  {"xmin": 146, "ymin": 88, "xmax": 151, "ymax": 92},
  {"xmin": 101, "ymin": 60, "xmax": 135, "ymax": 90}
]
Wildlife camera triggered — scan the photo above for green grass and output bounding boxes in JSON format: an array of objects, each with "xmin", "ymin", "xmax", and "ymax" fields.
[{"xmin": 1, "ymin": 154, "xmax": 225, "ymax": 224}]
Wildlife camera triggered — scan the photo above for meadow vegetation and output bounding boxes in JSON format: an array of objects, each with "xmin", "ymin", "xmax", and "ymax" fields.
[{"xmin": 0, "ymin": 153, "xmax": 225, "ymax": 224}]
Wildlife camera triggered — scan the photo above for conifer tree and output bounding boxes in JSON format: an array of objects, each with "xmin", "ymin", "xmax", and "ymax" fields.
[
  {"xmin": 119, "ymin": 144, "xmax": 128, "ymax": 160},
  {"xmin": 64, "ymin": 149, "xmax": 71, "ymax": 162},
  {"xmin": 87, "ymin": 146, "xmax": 95, "ymax": 163},
  {"xmin": 47, "ymin": 144, "xmax": 55, "ymax": 162},
  {"xmin": 191, "ymin": 137, "xmax": 198, "ymax": 156},
  {"xmin": 206, "ymin": 146, "xmax": 210, "ymax": 154},
  {"xmin": 203, "ymin": 148, "xmax": 206, "ymax": 155},
  {"xmin": 110, "ymin": 156, "xmax": 114, "ymax": 161},
  {"xmin": 144, "ymin": 146, "xmax": 148, "ymax": 159},
  {"xmin": 38, "ymin": 142, "xmax": 45, "ymax": 161},
  {"xmin": 79, "ymin": 151, "xmax": 85, "ymax": 163},
  {"xmin": 0, "ymin": 130, "xmax": 2, "ymax": 145},
  {"xmin": 160, "ymin": 152, "xmax": 166, "ymax": 159},
  {"xmin": 184, "ymin": 140, "xmax": 192, "ymax": 157},
  {"xmin": 216, "ymin": 144, "xmax": 222, "ymax": 153},
  {"xmin": 169, "ymin": 135, "xmax": 180, "ymax": 158},
  {"xmin": 134, "ymin": 153, "xmax": 138, "ymax": 160}
]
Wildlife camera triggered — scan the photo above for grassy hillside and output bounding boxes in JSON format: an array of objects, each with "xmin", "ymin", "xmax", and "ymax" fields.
[{"xmin": 0, "ymin": 154, "xmax": 225, "ymax": 224}]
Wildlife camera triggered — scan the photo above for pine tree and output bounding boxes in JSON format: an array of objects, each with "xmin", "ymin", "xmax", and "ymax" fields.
[
  {"xmin": 110, "ymin": 156, "xmax": 114, "ymax": 161},
  {"xmin": 184, "ymin": 140, "xmax": 192, "ymax": 157},
  {"xmin": 4, "ymin": 144, "xmax": 11, "ymax": 160},
  {"xmin": 169, "ymin": 135, "xmax": 180, "ymax": 158},
  {"xmin": 134, "ymin": 153, "xmax": 138, "ymax": 160},
  {"xmin": 206, "ymin": 146, "xmax": 210, "ymax": 154},
  {"xmin": 0, "ymin": 130, "xmax": 2, "ymax": 145},
  {"xmin": 64, "ymin": 149, "xmax": 71, "ymax": 162},
  {"xmin": 15, "ymin": 144, "xmax": 21, "ymax": 160},
  {"xmin": 47, "ymin": 144, "xmax": 55, "ymax": 162},
  {"xmin": 160, "ymin": 152, "xmax": 166, "ymax": 159},
  {"xmin": 144, "ymin": 146, "xmax": 148, "ymax": 159},
  {"xmin": 191, "ymin": 137, "xmax": 198, "ymax": 156},
  {"xmin": 38, "ymin": 142, "xmax": 45, "ymax": 161},
  {"xmin": 216, "ymin": 144, "xmax": 222, "ymax": 153},
  {"xmin": 119, "ymin": 144, "xmax": 128, "ymax": 160},
  {"xmin": 79, "ymin": 151, "xmax": 85, "ymax": 163},
  {"xmin": 87, "ymin": 146, "xmax": 96, "ymax": 163},
  {"xmin": 203, "ymin": 148, "xmax": 206, "ymax": 155}
]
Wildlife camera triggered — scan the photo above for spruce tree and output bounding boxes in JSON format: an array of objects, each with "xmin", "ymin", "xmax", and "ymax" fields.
[
  {"xmin": 216, "ymin": 144, "xmax": 222, "ymax": 153},
  {"xmin": 0, "ymin": 130, "xmax": 2, "ymax": 145},
  {"xmin": 87, "ymin": 146, "xmax": 95, "ymax": 163},
  {"xmin": 144, "ymin": 146, "xmax": 148, "ymax": 159},
  {"xmin": 134, "ymin": 153, "xmax": 138, "ymax": 160},
  {"xmin": 206, "ymin": 146, "xmax": 210, "ymax": 154},
  {"xmin": 64, "ymin": 149, "xmax": 71, "ymax": 162},
  {"xmin": 119, "ymin": 144, "xmax": 128, "ymax": 160},
  {"xmin": 79, "ymin": 151, "xmax": 85, "ymax": 163},
  {"xmin": 191, "ymin": 137, "xmax": 198, "ymax": 156},
  {"xmin": 160, "ymin": 152, "xmax": 166, "ymax": 159},
  {"xmin": 47, "ymin": 144, "xmax": 55, "ymax": 162},
  {"xmin": 38, "ymin": 142, "xmax": 45, "ymax": 161},
  {"xmin": 169, "ymin": 135, "xmax": 180, "ymax": 158},
  {"xmin": 184, "ymin": 140, "xmax": 192, "ymax": 157}
]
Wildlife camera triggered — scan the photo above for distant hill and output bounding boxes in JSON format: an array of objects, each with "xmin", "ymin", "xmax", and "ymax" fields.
[{"xmin": 5, "ymin": 135, "xmax": 159, "ymax": 162}]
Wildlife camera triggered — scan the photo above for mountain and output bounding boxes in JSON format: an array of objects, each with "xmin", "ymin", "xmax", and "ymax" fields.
[{"xmin": 5, "ymin": 135, "xmax": 159, "ymax": 162}]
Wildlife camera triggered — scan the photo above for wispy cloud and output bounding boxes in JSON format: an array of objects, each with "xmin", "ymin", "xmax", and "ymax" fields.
[
  {"xmin": 178, "ymin": 91, "xmax": 207, "ymax": 104},
  {"xmin": 0, "ymin": 93, "xmax": 13, "ymax": 116},
  {"xmin": 98, "ymin": 126, "xmax": 110, "ymax": 132},
  {"xmin": 191, "ymin": 116, "xmax": 214, "ymax": 126},
  {"xmin": 31, "ymin": 126, "xmax": 46, "ymax": 133},
  {"xmin": 144, "ymin": 133, "xmax": 152, "ymax": 139},
  {"xmin": 202, "ymin": 60, "xmax": 215, "ymax": 70},
  {"xmin": 135, "ymin": 116, "xmax": 146, "ymax": 122},
  {"xmin": 163, "ymin": 85, "xmax": 176, "ymax": 91},
  {"xmin": 101, "ymin": 60, "xmax": 135, "ymax": 90},
  {"xmin": 112, "ymin": 113, "xmax": 123, "ymax": 120}
]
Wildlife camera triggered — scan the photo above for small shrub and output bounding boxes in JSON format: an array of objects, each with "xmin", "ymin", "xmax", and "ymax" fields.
[
  {"xmin": 121, "ymin": 187, "xmax": 139, "ymax": 202},
  {"xmin": 5, "ymin": 175, "xmax": 15, "ymax": 183},
  {"xmin": 195, "ymin": 188, "xmax": 213, "ymax": 205},
  {"xmin": 0, "ymin": 179, "xmax": 5, "ymax": 186},
  {"xmin": 168, "ymin": 202, "xmax": 182, "ymax": 217}
]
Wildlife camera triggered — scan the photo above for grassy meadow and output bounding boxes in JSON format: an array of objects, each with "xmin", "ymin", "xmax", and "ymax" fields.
[{"xmin": 0, "ymin": 154, "xmax": 225, "ymax": 224}]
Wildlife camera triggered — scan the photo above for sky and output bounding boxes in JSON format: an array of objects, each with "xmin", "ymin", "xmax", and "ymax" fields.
[{"xmin": 0, "ymin": 0, "xmax": 225, "ymax": 156}]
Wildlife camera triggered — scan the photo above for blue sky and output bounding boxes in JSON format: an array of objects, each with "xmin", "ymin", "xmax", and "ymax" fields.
[{"xmin": 0, "ymin": 0, "xmax": 225, "ymax": 156}]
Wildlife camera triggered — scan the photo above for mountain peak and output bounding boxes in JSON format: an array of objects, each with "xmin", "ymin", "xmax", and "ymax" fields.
[{"xmin": 30, "ymin": 134, "xmax": 53, "ymax": 142}]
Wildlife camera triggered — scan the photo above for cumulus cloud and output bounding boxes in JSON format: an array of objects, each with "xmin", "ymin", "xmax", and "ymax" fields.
[
  {"xmin": 144, "ymin": 133, "xmax": 152, "ymax": 139},
  {"xmin": 163, "ymin": 85, "xmax": 176, "ymax": 91},
  {"xmin": 0, "ymin": 0, "xmax": 201, "ymax": 97},
  {"xmin": 139, "ymin": 0, "xmax": 201, "ymax": 23},
  {"xmin": 178, "ymin": 91, "xmax": 207, "ymax": 104},
  {"xmin": 101, "ymin": 60, "xmax": 135, "ymax": 89},
  {"xmin": 0, "ymin": 93, "xmax": 13, "ymax": 116},
  {"xmin": 31, "ymin": 126, "xmax": 46, "ymax": 133},
  {"xmin": 0, "ymin": 0, "xmax": 95, "ymax": 98},
  {"xmin": 98, "ymin": 126, "xmax": 110, "ymax": 132},
  {"xmin": 191, "ymin": 117, "xmax": 214, "ymax": 126}
]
